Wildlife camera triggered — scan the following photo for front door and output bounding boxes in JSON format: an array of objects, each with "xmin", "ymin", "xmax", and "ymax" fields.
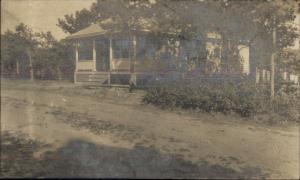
[{"xmin": 96, "ymin": 38, "xmax": 110, "ymax": 71}]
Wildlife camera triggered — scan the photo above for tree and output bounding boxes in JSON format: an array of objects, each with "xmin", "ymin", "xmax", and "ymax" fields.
[
  {"xmin": 15, "ymin": 23, "xmax": 39, "ymax": 80},
  {"xmin": 2, "ymin": 23, "xmax": 74, "ymax": 81},
  {"xmin": 33, "ymin": 31, "xmax": 74, "ymax": 80},
  {"xmin": 1, "ymin": 30, "xmax": 23, "ymax": 77},
  {"xmin": 278, "ymin": 50, "xmax": 300, "ymax": 75},
  {"xmin": 157, "ymin": 0, "xmax": 298, "ymax": 71},
  {"xmin": 57, "ymin": 8, "xmax": 98, "ymax": 34},
  {"xmin": 1, "ymin": 24, "xmax": 38, "ymax": 80},
  {"xmin": 152, "ymin": 0, "xmax": 299, "ymax": 99},
  {"xmin": 57, "ymin": 0, "xmax": 299, "ymax": 81}
]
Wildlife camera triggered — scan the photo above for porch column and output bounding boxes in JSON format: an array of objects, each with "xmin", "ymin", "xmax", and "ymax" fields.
[
  {"xmin": 75, "ymin": 41, "xmax": 79, "ymax": 71},
  {"xmin": 255, "ymin": 67, "xmax": 260, "ymax": 84},
  {"xmin": 74, "ymin": 41, "xmax": 79, "ymax": 83},
  {"xmin": 93, "ymin": 39, "xmax": 96, "ymax": 71},
  {"xmin": 109, "ymin": 37, "xmax": 113, "ymax": 71},
  {"xmin": 132, "ymin": 35, "xmax": 137, "ymax": 69},
  {"xmin": 130, "ymin": 35, "xmax": 137, "ymax": 86}
]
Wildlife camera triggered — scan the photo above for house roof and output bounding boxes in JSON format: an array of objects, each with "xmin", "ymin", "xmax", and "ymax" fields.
[
  {"xmin": 65, "ymin": 17, "xmax": 176, "ymax": 40},
  {"xmin": 66, "ymin": 24, "xmax": 108, "ymax": 40},
  {"xmin": 66, "ymin": 18, "xmax": 222, "ymax": 40}
]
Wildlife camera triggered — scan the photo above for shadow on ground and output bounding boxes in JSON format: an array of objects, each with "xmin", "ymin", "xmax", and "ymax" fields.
[{"xmin": 1, "ymin": 132, "xmax": 266, "ymax": 178}]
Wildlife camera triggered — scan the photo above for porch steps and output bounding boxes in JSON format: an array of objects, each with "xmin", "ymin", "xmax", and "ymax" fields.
[
  {"xmin": 75, "ymin": 71, "xmax": 109, "ymax": 85},
  {"xmin": 75, "ymin": 71, "xmax": 158, "ymax": 87}
]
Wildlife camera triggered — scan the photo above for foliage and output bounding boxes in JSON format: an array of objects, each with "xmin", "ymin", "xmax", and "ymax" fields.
[
  {"xmin": 57, "ymin": 8, "xmax": 98, "ymax": 34},
  {"xmin": 57, "ymin": 0, "xmax": 154, "ymax": 34},
  {"xmin": 1, "ymin": 23, "xmax": 74, "ymax": 80},
  {"xmin": 33, "ymin": 32, "xmax": 74, "ymax": 80},
  {"xmin": 143, "ymin": 77, "xmax": 300, "ymax": 122},
  {"xmin": 1, "ymin": 24, "xmax": 37, "ymax": 78},
  {"xmin": 278, "ymin": 49, "xmax": 300, "ymax": 74},
  {"xmin": 272, "ymin": 88, "xmax": 300, "ymax": 122},
  {"xmin": 154, "ymin": 0, "xmax": 299, "ymax": 72},
  {"xmin": 57, "ymin": 0, "xmax": 299, "ymax": 75},
  {"xmin": 142, "ymin": 78, "xmax": 268, "ymax": 117}
]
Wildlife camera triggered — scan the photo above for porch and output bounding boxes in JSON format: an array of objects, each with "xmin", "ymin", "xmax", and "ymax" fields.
[
  {"xmin": 67, "ymin": 24, "xmax": 251, "ymax": 87},
  {"xmin": 73, "ymin": 34, "xmax": 172, "ymax": 87},
  {"xmin": 69, "ymin": 25, "xmax": 178, "ymax": 87}
]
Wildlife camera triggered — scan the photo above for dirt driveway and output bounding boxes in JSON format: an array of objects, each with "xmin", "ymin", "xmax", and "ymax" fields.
[{"xmin": 1, "ymin": 80, "xmax": 299, "ymax": 178}]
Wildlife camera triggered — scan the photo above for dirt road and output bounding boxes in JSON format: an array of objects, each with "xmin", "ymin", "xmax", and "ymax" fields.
[{"xmin": 1, "ymin": 80, "xmax": 299, "ymax": 178}]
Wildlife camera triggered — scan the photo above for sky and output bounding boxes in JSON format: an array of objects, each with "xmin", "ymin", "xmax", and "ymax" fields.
[{"xmin": 1, "ymin": 0, "xmax": 96, "ymax": 40}]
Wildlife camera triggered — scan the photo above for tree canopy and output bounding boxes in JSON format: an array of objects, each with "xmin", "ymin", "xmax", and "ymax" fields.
[
  {"xmin": 1, "ymin": 23, "xmax": 74, "ymax": 80},
  {"xmin": 57, "ymin": 0, "xmax": 299, "ymax": 72}
]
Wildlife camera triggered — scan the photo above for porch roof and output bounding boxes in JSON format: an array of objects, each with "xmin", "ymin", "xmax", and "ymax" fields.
[
  {"xmin": 65, "ymin": 18, "xmax": 178, "ymax": 40},
  {"xmin": 65, "ymin": 24, "xmax": 108, "ymax": 40}
]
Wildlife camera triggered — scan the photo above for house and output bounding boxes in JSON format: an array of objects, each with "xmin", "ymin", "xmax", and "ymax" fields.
[
  {"xmin": 66, "ymin": 23, "xmax": 178, "ymax": 86},
  {"xmin": 66, "ymin": 21, "xmax": 251, "ymax": 86}
]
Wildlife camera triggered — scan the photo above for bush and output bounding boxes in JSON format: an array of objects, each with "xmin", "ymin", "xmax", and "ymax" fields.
[
  {"xmin": 143, "ymin": 77, "xmax": 300, "ymax": 122},
  {"xmin": 272, "ymin": 89, "xmax": 300, "ymax": 122},
  {"xmin": 142, "ymin": 78, "xmax": 269, "ymax": 117}
]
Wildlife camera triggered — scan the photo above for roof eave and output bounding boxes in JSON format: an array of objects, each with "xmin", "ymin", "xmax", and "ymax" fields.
[{"xmin": 65, "ymin": 31, "xmax": 108, "ymax": 40}]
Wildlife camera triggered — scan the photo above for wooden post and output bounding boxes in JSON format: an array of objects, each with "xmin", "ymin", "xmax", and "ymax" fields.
[{"xmin": 93, "ymin": 39, "xmax": 96, "ymax": 71}]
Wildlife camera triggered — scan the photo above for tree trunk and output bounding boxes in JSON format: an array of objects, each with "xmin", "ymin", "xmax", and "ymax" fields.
[
  {"xmin": 270, "ymin": 49, "xmax": 275, "ymax": 99},
  {"xmin": 217, "ymin": 31, "xmax": 229, "ymax": 74},
  {"xmin": 57, "ymin": 66, "xmax": 62, "ymax": 81},
  {"xmin": 27, "ymin": 50, "xmax": 34, "ymax": 81},
  {"xmin": 1, "ymin": 61, "xmax": 4, "ymax": 77},
  {"xmin": 271, "ymin": 17, "xmax": 276, "ymax": 100},
  {"xmin": 16, "ymin": 60, "xmax": 20, "ymax": 77}
]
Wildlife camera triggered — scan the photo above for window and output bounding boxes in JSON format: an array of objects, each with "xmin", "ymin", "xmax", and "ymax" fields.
[
  {"xmin": 213, "ymin": 46, "xmax": 221, "ymax": 59},
  {"xmin": 78, "ymin": 39, "xmax": 93, "ymax": 60},
  {"xmin": 113, "ymin": 38, "xmax": 130, "ymax": 59},
  {"xmin": 137, "ymin": 37, "xmax": 146, "ymax": 59},
  {"xmin": 159, "ymin": 47, "xmax": 171, "ymax": 61},
  {"xmin": 184, "ymin": 40, "xmax": 204, "ymax": 59},
  {"xmin": 137, "ymin": 36, "xmax": 156, "ymax": 60}
]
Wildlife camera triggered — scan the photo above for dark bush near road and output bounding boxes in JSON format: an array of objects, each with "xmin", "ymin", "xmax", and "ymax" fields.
[{"xmin": 142, "ymin": 78, "xmax": 300, "ymax": 122}]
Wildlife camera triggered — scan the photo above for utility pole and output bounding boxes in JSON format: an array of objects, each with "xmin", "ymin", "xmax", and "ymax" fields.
[{"xmin": 270, "ymin": 16, "xmax": 276, "ymax": 99}]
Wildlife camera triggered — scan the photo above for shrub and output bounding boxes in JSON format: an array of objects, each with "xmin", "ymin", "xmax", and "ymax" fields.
[
  {"xmin": 143, "ymin": 77, "xmax": 300, "ymax": 122},
  {"xmin": 272, "ymin": 89, "xmax": 300, "ymax": 122},
  {"xmin": 143, "ymin": 78, "xmax": 269, "ymax": 117}
]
